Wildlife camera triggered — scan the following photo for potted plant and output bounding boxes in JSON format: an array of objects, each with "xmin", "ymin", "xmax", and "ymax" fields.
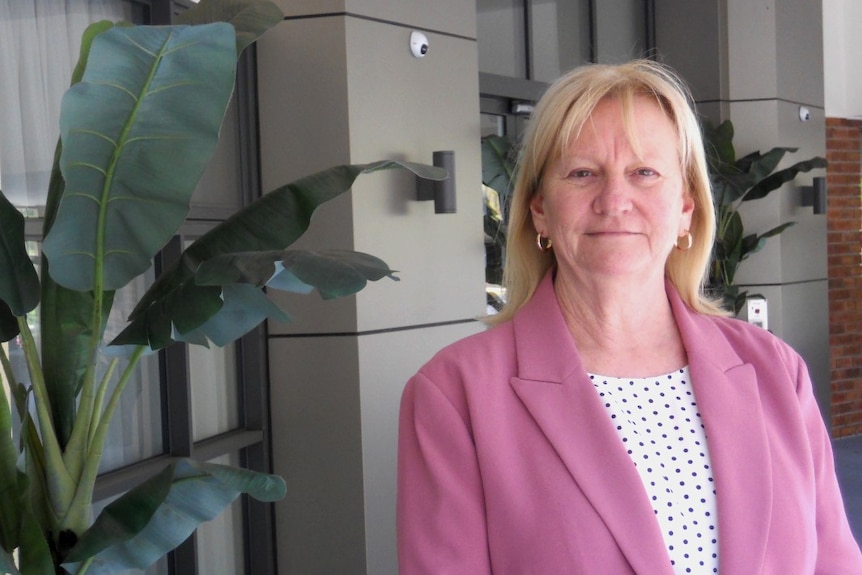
[
  {"xmin": 703, "ymin": 119, "xmax": 827, "ymax": 313},
  {"xmin": 0, "ymin": 1, "xmax": 444, "ymax": 573}
]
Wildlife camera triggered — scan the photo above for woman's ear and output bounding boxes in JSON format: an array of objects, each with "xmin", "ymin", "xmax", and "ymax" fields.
[
  {"xmin": 530, "ymin": 193, "xmax": 546, "ymax": 231},
  {"xmin": 679, "ymin": 192, "xmax": 695, "ymax": 232}
]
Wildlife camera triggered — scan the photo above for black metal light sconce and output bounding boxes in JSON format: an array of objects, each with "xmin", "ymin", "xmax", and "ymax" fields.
[
  {"xmin": 417, "ymin": 150, "xmax": 456, "ymax": 214},
  {"xmin": 801, "ymin": 176, "xmax": 827, "ymax": 215}
]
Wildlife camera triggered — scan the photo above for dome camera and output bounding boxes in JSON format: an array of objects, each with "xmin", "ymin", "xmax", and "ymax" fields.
[{"xmin": 410, "ymin": 31, "xmax": 429, "ymax": 58}]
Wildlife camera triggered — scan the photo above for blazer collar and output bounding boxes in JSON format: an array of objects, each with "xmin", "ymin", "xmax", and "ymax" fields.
[
  {"xmin": 509, "ymin": 273, "xmax": 771, "ymax": 574},
  {"xmin": 510, "ymin": 274, "xmax": 675, "ymax": 574},
  {"xmin": 668, "ymin": 286, "xmax": 772, "ymax": 574}
]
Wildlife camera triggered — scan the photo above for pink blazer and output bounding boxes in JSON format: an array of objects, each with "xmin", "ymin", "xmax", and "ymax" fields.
[{"xmin": 397, "ymin": 274, "xmax": 862, "ymax": 574}]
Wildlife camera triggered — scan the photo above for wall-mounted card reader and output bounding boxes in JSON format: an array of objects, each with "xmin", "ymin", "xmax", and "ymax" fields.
[{"xmin": 743, "ymin": 297, "xmax": 768, "ymax": 330}]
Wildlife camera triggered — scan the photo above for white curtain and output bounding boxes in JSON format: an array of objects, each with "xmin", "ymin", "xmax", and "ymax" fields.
[
  {"xmin": 0, "ymin": 0, "xmax": 132, "ymax": 209},
  {"xmin": 0, "ymin": 1, "xmax": 163, "ymax": 472}
]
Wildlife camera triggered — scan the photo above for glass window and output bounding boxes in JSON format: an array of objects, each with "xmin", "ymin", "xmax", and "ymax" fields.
[
  {"xmin": 0, "ymin": 0, "xmax": 136, "ymax": 211},
  {"xmin": 478, "ymin": 0, "xmax": 652, "ymax": 83},
  {"xmin": 196, "ymin": 453, "xmax": 246, "ymax": 575},
  {"xmin": 190, "ymin": 95, "xmax": 244, "ymax": 214},
  {"xmin": 190, "ymin": 342, "xmax": 240, "ymax": 441},
  {"xmin": 99, "ymin": 269, "xmax": 165, "ymax": 473}
]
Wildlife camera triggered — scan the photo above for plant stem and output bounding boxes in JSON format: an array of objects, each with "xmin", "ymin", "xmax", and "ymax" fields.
[
  {"xmin": 0, "ymin": 343, "xmax": 15, "ymax": 406},
  {"xmin": 75, "ymin": 555, "xmax": 94, "ymax": 575},
  {"xmin": 0, "ymin": 343, "xmax": 23, "ymax": 546},
  {"xmin": 88, "ymin": 358, "xmax": 119, "ymax": 447},
  {"xmin": 16, "ymin": 317, "xmax": 75, "ymax": 518},
  {"xmin": 63, "ymin": 298, "xmax": 105, "ymax": 480},
  {"xmin": 64, "ymin": 346, "xmax": 145, "ymax": 533},
  {"xmin": 17, "ymin": 319, "xmax": 53, "ymax": 441}
]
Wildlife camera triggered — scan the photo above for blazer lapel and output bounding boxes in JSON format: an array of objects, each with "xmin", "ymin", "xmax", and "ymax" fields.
[
  {"xmin": 669, "ymin": 288, "xmax": 772, "ymax": 574},
  {"xmin": 509, "ymin": 276, "xmax": 676, "ymax": 575},
  {"xmin": 506, "ymin": 275, "xmax": 773, "ymax": 574}
]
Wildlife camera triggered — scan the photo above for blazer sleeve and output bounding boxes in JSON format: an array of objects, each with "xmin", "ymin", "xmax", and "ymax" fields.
[
  {"xmin": 793, "ymin": 353, "xmax": 862, "ymax": 573},
  {"xmin": 397, "ymin": 371, "xmax": 492, "ymax": 575}
]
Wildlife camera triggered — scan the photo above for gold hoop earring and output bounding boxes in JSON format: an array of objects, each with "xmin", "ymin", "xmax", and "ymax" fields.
[
  {"xmin": 675, "ymin": 231, "xmax": 693, "ymax": 251},
  {"xmin": 536, "ymin": 233, "xmax": 553, "ymax": 252}
]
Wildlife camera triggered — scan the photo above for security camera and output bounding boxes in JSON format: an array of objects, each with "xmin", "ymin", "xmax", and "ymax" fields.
[
  {"xmin": 410, "ymin": 31, "xmax": 429, "ymax": 58},
  {"xmin": 799, "ymin": 106, "xmax": 811, "ymax": 122}
]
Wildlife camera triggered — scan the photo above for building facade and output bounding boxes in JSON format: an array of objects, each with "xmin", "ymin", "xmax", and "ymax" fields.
[{"xmin": 2, "ymin": 0, "xmax": 860, "ymax": 573}]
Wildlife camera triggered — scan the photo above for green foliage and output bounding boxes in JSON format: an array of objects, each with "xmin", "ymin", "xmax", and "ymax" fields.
[
  {"xmin": 0, "ymin": 1, "xmax": 446, "ymax": 573},
  {"xmin": 43, "ymin": 23, "xmax": 238, "ymax": 292},
  {"xmin": 63, "ymin": 460, "xmax": 285, "ymax": 574},
  {"xmin": 0, "ymin": 193, "xmax": 40, "ymax": 318},
  {"xmin": 481, "ymin": 135, "xmax": 517, "ymax": 297},
  {"xmin": 703, "ymin": 120, "xmax": 827, "ymax": 313}
]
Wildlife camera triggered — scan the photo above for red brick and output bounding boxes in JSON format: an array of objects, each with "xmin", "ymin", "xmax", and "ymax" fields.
[{"xmin": 820, "ymin": 119, "xmax": 862, "ymax": 434}]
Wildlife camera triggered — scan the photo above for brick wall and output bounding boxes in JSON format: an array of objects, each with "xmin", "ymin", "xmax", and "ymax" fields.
[{"xmin": 826, "ymin": 117, "xmax": 862, "ymax": 437}]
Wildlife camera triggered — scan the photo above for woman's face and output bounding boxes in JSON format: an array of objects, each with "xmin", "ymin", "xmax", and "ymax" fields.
[{"xmin": 530, "ymin": 95, "xmax": 694, "ymax": 285}]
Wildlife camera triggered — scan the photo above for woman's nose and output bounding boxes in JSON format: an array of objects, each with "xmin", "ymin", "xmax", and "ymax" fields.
[{"xmin": 592, "ymin": 175, "xmax": 633, "ymax": 215}]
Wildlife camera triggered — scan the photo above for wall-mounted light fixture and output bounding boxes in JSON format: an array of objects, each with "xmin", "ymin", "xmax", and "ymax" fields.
[
  {"xmin": 417, "ymin": 151, "xmax": 456, "ymax": 214},
  {"xmin": 801, "ymin": 176, "xmax": 827, "ymax": 215}
]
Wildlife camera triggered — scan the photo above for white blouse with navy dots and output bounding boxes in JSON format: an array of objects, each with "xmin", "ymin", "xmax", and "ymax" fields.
[{"xmin": 589, "ymin": 367, "xmax": 719, "ymax": 574}]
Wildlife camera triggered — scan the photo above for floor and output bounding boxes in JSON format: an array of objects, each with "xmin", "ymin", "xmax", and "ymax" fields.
[{"xmin": 833, "ymin": 435, "xmax": 862, "ymax": 542}]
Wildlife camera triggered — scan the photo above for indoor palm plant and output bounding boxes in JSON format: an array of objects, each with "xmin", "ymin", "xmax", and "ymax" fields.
[
  {"xmin": 703, "ymin": 120, "xmax": 827, "ymax": 313},
  {"xmin": 0, "ymin": 1, "xmax": 444, "ymax": 573}
]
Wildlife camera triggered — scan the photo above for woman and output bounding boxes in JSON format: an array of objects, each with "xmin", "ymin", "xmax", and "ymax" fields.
[{"xmin": 397, "ymin": 60, "xmax": 862, "ymax": 574}]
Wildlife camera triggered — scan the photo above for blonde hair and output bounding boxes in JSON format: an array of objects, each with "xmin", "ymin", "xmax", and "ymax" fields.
[{"xmin": 490, "ymin": 59, "xmax": 724, "ymax": 324}]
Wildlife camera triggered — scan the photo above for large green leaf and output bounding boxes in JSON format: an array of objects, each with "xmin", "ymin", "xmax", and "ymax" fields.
[
  {"xmin": 110, "ymin": 160, "xmax": 445, "ymax": 350},
  {"xmin": 175, "ymin": 0, "xmax": 284, "ymax": 54},
  {"xmin": 39, "ymin": 285, "xmax": 115, "ymax": 449},
  {"xmin": 702, "ymin": 119, "xmax": 736, "ymax": 167},
  {"xmin": 1, "ymin": 466, "xmax": 54, "ymax": 575},
  {"xmin": 41, "ymin": 137, "xmax": 117, "ymax": 448},
  {"xmin": 178, "ymin": 250, "xmax": 397, "ymax": 346},
  {"xmin": 197, "ymin": 249, "xmax": 398, "ymax": 298},
  {"xmin": 64, "ymin": 459, "xmax": 285, "ymax": 573},
  {"xmin": 18, "ymin": 508, "xmax": 54, "ymax": 575},
  {"xmin": 38, "ymin": 20, "xmax": 126, "ymax": 449},
  {"xmin": 0, "ymin": 192, "xmax": 39, "ymax": 318},
  {"xmin": 0, "ymin": 301, "xmax": 17, "ymax": 343},
  {"xmin": 42, "ymin": 23, "xmax": 238, "ymax": 292},
  {"xmin": 745, "ymin": 156, "xmax": 827, "ymax": 201},
  {"xmin": 0, "ymin": 368, "xmax": 20, "ymax": 552},
  {"xmin": 735, "ymin": 148, "xmax": 792, "ymax": 184},
  {"xmin": 176, "ymin": 283, "xmax": 288, "ymax": 347},
  {"xmin": 21, "ymin": 419, "xmax": 53, "ymax": 546}
]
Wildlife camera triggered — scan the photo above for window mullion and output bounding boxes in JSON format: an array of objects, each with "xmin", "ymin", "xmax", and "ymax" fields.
[{"xmin": 523, "ymin": 0, "xmax": 533, "ymax": 80}]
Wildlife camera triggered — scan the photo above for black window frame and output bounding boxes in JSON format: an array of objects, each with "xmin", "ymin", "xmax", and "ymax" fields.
[{"xmin": 88, "ymin": 2, "xmax": 278, "ymax": 574}]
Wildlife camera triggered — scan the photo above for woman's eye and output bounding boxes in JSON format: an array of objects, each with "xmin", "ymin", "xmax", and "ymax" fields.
[
  {"xmin": 569, "ymin": 169, "xmax": 592, "ymax": 178},
  {"xmin": 635, "ymin": 167, "xmax": 658, "ymax": 177}
]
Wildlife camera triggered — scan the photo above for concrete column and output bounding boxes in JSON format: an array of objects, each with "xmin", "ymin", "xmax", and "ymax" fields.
[
  {"xmin": 656, "ymin": 0, "xmax": 830, "ymax": 420},
  {"xmin": 256, "ymin": 1, "xmax": 486, "ymax": 572}
]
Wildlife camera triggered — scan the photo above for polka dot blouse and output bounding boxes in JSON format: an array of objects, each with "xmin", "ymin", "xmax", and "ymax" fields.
[{"xmin": 589, "ymin": 367, "xmax": 719, "ymax": 574}]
